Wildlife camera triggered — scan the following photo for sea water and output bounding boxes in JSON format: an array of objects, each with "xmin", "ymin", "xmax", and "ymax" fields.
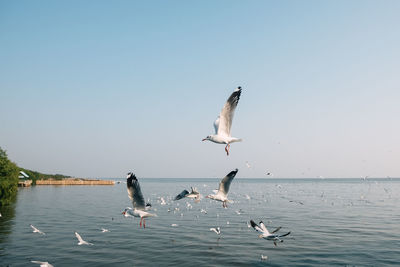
[{"xmin": 1, "ymin": 178, "xmax": 399, "ymax": 266}]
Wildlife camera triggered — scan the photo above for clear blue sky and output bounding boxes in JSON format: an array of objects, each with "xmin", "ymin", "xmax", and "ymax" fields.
[{"xmin": 1, "ymin": 0, "xmax": 399, "ymax": 178}]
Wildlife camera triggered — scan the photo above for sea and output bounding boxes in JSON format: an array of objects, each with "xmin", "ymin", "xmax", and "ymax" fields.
[{"xmin": 1, "ymin": 178, "xmax": 399, "ymax": 266}]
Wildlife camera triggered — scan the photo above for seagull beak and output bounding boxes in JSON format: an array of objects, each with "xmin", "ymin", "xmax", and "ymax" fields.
[
  {"xmin": 202, "ymin": 138, "xmax": 206, "ymax": 141},
  {"xmin": 258, "ymin": 234, "xmax": 263, "ymax": 239}
]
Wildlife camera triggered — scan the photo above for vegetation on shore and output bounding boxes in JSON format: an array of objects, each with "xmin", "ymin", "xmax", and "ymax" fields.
[
  {"xmin": 0, "ymin": 146, "xmax": 71, "ymax": 206},
  {"xmin": 0, "ymin": 148, "xmax": 19, "ymax": 206}
]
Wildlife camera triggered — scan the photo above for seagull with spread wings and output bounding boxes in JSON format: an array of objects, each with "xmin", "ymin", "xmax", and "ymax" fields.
[
  {"xmin": 30, "ymin": 224, "xmax": 45, "ymax": 235},
  {"xmin": 174, "ymin": 187, "xmax": 201, "ymax": 201},
  {"xmin": 123, "ymin": 172, "xmax": 156, "ymax": 228},
  {"xmin": 202, "ymin": 87, "xmax": 243, "ymax": 155},
  {"xmin": 205, "ymin": 169, "xmax": 238, "ymax": 208},
  {"xmin": 74, "ymin": 232, "xmax": 93, "ymax": 245},
  {"xmin": 250, "ymin": 220, "xmax": 291, "ymax": 246}
]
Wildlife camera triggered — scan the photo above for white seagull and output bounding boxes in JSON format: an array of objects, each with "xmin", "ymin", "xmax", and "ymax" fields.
[
  {"xmin": 123, "ymin": 172, "xmax": 157, "ymax": 228},
  {"xmin": 75, "ymin": 232, "xmax": 93, "ymax": 245},
  {"xmin": 174, "ymin": 187, "xmax": 201, "ymax": 201},
  {"xmin": 30, "ymin": 224, "xmax": 45, "ymax": 235},
  {"xmin": 206, "ymin": 169, "xmax": 238, "ymax": 208},
  {"xmin": 210, "ymin": 227, "xmax": 221, "ymax": 235},
  {"xmin": 101, "ymin": 228, "xmax": 109, "ymax": 233},
  {"xmin": 202, "ymin": 87, "xmax": 243, "ymax": 155},
  {"xmin": 31, "ymin": 261, "xmax": 54, "ymax": 267},
  {"xmin": 250, "ymin": 220, "xmax": 290, "ymax": 246}
]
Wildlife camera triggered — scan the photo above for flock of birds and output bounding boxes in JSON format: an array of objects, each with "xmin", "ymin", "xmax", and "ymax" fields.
[
  {"xmin": 27, "ymin": 87, "xmax": 291, "ymax": 265},
  {"xmin": 118, "ymin": 87, "xmax": 291, "ymax": 262}
]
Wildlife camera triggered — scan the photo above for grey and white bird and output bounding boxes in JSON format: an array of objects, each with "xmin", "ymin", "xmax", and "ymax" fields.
[
  {"xmin": 30, "ymin": 224, "xmax": 45, "ymax": 235},
  {"xmin": 206, "ymin": 169, "xmax": 238, "ymax": 208},
  {"xmin": 202, "ymin": 87, "xmax": 243, "ymax": 156},
  {"xmin": 210, "ymin": 227, "xmax": 221, "ymax": 235},
  {"xmin": 123, "ymin": 172, "xmax": 157, "ymax": 228},
  {"xmin": 250, "ymin": 220, "xmax": 290, "ymax": 246},
  {"xmin": 101, "ymin": 228, "xmax": 109, "ymax": 233},
  {"xmin": 174, "ymin": 187, "xmax": 201, "ymax": 201},
  {"xmin": 74, "ymin": 232, "xmax": 93, "ymax": 245},
  {"xmin": 31, "ymin": 261, "xmax": 54, "ymax": 267}
]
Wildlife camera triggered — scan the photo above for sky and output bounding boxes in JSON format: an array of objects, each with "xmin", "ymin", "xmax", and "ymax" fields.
[{"xmin": 1, "ymin": 0, "xmax": 400, "ymax": 178}]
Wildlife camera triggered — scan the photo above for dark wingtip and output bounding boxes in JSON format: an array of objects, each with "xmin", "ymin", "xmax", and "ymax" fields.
[{"xmin": 250, "ymin": 220, "xmax": 257, "ymax": 228}]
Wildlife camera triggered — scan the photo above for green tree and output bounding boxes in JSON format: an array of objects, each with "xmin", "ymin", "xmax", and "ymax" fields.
[{"xmin": 0, "ymin": 147, "xmax": 19, "ymax": 206}]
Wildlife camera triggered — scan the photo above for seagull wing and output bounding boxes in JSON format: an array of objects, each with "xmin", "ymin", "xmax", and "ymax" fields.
[
  {"xmin": 271, "ymin": 226, "xmax": 282, "ymax": 234},
  {"xmin": 250, "ymin": 220, "xmax": 265, "ymax": 234},
  {"xmin": 75, "ymin": 232, "xmax": 84, "ymax": 243},
  {"xmin": 174, "ymin": 189, "xmax": 189, "ymax": 200},
  {"xmin": 217, "ymin": 169, "xmax": 238, "ymax": 196},
  {"xmin": 126, "ymin": 173, "xmax": 146, "ymax": 210},
  {"xmin": 259, "ymin": 221, "xmax": 270, "ymax": 234},
  {"xmin": 217, "ymin": 87, "xmax": 242, "ymax": 136},
  {"xmin": 278, "ymin": 231, "xmax": 291, "ymax": 238}
]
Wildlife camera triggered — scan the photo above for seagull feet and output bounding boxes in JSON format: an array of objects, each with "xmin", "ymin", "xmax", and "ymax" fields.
[
  {"xmin": 143, "ymin": 219, "xmax": 146, "ymax": 229},
  {"xmin": 225, "ymin": 144, "xmax": 230, "ymax": 156},
  {"xmin": 140, "ymin": 218, "xmax": 143, "ymax": 228}
]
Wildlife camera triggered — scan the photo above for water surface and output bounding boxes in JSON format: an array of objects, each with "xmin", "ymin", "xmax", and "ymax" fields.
[{"xmin": 1, "ymin": 178, "xmax": 399, "ymax": 266}]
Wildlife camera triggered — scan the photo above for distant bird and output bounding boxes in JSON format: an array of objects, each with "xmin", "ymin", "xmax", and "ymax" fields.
[
  {"xmin": 171, "ymin": 224, "xmax": 179, "ymax": 227},
  {"xmin": 206, "ymin": 169, "xmax": 238, "ymax": 208},
  {"xmin": 101, "ymin": 228, "xmax": 109, "ymax": 233},
  {"xmin": 261, "ymin": 255, "xmax": 268, "ymax": 261},
  {"xmin": 31, "ymin": 261, "xmax": 54, "ymax": 267},
  {"xmin": 210, "ymin": 227, "xmax": 221, "ymax": 235},
  {"xmin": 250, "ymin": 220, "xmax": 290, "ymax": 246},
  {"xmin": 202, "ymin": 87, "xmax": 243, "ymax": 155},
  {"xmin": 74, "ymin": 232, "xmax": 93, "ymax": 245},
  {"xmin": 200, "ymin": 208, "xmax": 207, "ymax": 214},
  {"xmin": 30, "ymin": 224, "xmax": 45, "ymax": 235},
  {"xmin": 159, "ymin": 197, "xmax": 167, "ymax": 205},
  {"xmin": 174, "ymin": 187, "xmax": 201, "ymax": 201},
  {"xmin": 123, "ymin": 172, "xmax": 157, "ymax": 228},
  {"xmin": 246, "ymin": 161, "xmax": 251, "ymax": 168}
]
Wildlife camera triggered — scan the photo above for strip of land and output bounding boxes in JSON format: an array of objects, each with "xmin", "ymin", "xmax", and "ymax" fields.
[{"xmin": 35, "ymin": 178, "xmax": 115, "ymax": 185}]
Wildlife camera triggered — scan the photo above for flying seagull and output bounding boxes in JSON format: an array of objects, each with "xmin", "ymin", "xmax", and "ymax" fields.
[
  {"xmin": 202, "ymin": 87, "xmax": 243, "ymax": 155},
  {"xmin": 31, "ymin": 261, "xmax": 54, "ymax": 267},
  {"xmin": 206, "ymin": 169, "xmax": 238, "ymax": 208},
  {"xmin": 250, "ymin": 220, "xmax": 290, "ymax": 246},
  {"xmin": 75, "ymin": 232, "xmax": 93, "ymax": 245},
  {"xmin": 123, "ymin": 172, "xmax": 157, "ymax": 228},
  {"xmin": 210, "ymin": 227, "xmax": 221, "ymax": 235},
  {"xmin": 30, "ymin": 224, "xmax": 45, "ymax": 235},
  {"xmin": 174, "ymin": 187, "xmax": 201, "ymax": 201}
]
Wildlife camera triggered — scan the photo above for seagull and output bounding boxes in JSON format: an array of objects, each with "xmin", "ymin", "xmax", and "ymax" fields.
[
  {"xmin": 101, "ymin": 228, "xmax": 109, "ymax": 233},
  {"xmin": 174, "ymin": 187, "xmax": 201, "ymax": 201},
  {"xmin": 159, "ymin": 197, "xmax": 167, "ymax": 205},
  {"xmin": 246, "ymin": 161, "xmax": 251, "ymax": 168},
  {"xmin": 210, "ymin": 227, "xmax": 221, "ymax": 235},
  {"xmin": 250, "ymin": 220, "xmax": 290, "ymax": 246},
  {"xmin": 261, "ymin": 255, "xmax": 268, "ymax": 261},
  {"xmin": 75, "ymin": 232, "xmax": 93, "ymax": 245},
  {"xmin": 123, "ymin": 172, "xmax": 157, "ymax": 228},
  {"xmin": 206, "ymin": 169, "xmax": 238, "ymax": 208},
  {"xmin": 202, "ymin": 87, "xmax": 243, "ymax": 155},
  {"xmin": 31, "ymin": 261, "xmax": 54, "ymax": 267},
  {"xmin": 30, "ymin": 224, "xmax": 45, "ymax": 235}
]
